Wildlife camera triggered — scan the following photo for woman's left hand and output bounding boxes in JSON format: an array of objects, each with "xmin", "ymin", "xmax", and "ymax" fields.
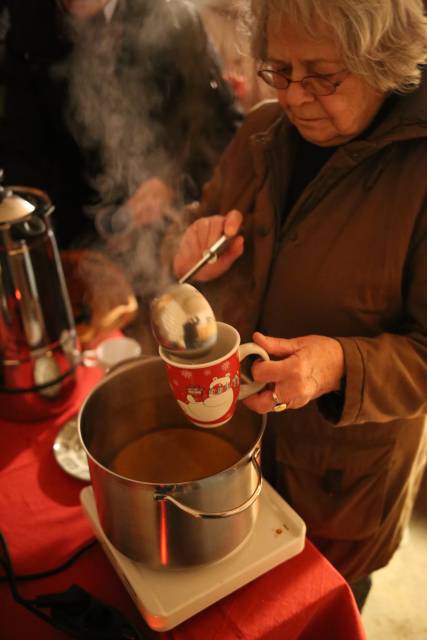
[{"xmin": 243, "ymin": 332, "xmax": 345, "ymax": 413}]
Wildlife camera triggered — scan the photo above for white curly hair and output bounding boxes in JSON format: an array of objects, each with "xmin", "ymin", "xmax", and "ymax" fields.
[{"xmin": 237, "ymin": 0, "xmax": 427, "ymax": 92}]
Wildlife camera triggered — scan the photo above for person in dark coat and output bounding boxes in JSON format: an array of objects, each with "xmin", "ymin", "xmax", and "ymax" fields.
[{"xmin": 0, "ymin": 0, "xmax": 242, "ymax": 249}]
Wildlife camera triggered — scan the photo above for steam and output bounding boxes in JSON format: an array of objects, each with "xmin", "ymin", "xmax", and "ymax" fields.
[
  {"xmin": 64, "ymin": 4, "xmax": 172, "ymax": 206},
  {"xmin": 53, "ymin": 0, "xmax": 235, "ymax": 299}
]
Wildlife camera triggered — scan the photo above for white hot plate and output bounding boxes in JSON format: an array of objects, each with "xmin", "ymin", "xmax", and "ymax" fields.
[{"xmin": 80, "ymin": 481, "xmax": 306, "ymax": 631}]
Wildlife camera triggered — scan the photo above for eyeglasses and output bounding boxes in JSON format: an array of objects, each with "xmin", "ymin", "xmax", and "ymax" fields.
[{"xmin": 257, "ymin": 67, "xmax": 348, "ymax": 96}]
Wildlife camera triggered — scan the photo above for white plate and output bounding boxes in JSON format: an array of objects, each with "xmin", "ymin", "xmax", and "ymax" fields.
[
  {"xmin": 53, "ymin": 416, "xmax": 90, "ymax": 481},
  {"xmin": 81, "ymin": 481, "xmax": 306, "ymax": 631}
]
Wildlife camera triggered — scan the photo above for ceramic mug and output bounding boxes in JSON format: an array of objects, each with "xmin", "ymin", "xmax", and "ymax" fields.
[
  {"xmin": 159, "ymin": 322, "xmax": 269, "ymax": 427},
  {"xmin": 83, "ymin": 336, "xmax": 142, "ymax": 371}
]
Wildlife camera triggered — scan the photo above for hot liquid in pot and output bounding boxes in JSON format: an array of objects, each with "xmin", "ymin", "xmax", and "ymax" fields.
[{"xmin": 110, "ymin": 426, "xmax": 242, "ymax": 483}]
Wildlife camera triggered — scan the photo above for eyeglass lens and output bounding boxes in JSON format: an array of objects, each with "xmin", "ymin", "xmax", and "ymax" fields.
[{"xmin": 258, "ymin": 70, "xmax": 337, "ymax": 96}]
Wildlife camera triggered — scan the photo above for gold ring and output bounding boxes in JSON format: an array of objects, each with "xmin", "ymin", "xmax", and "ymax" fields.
[{"xmin": 272, "ymin": 390, "xmax": 288, "ymax": 413}]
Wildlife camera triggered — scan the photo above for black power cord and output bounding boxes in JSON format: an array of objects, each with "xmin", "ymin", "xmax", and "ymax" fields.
[
  {"xmin": 0, "ymin": 532, "xmax": 147, "ymax": 639},
  {"xmin": 0, "ymin": 538, "xmax": 97, "ymax": 583}
]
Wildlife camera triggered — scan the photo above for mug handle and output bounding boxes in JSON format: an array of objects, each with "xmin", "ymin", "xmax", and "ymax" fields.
[{"xmin": 238, "ymin": 343, "xmax": 270, "ymax": 399}]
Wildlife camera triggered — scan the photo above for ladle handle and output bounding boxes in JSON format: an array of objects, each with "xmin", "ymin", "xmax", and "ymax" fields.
[
  {"xmin": 154, "ymin": 454, "xmax": 262, "ymax": 519},
  {"xmin": 178, "ymin": 234, "xmax": 229, "ymax": 284}
]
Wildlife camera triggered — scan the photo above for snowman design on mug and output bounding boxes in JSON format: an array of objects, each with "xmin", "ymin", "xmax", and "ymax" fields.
[{"xmin": 173, "ymin": 362, "xmax": 240, "ymax": 426}]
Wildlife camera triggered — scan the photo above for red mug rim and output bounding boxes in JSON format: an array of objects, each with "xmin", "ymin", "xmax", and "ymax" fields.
[{"xmin": 159, "ymin": 322, "xmax": 240, "ymax": 368}]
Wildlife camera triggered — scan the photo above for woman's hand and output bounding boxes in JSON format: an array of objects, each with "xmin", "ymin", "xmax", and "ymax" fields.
[
  {"xmin": 243, "ymin": 332, "xmax": 345, "ymax": 413},
  {"xmin": 173, "ymin": 210, "xmax": 244, "ymax": 282}
]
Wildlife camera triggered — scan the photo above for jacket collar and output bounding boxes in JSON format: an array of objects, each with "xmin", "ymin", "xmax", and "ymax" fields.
[
  {"xmin": 247, "ymin": 74, "xmax": 427, "ymax": 235},
  {"xmin": 372, "ymin": 69, "xmax": 427, "ymax": 141}
]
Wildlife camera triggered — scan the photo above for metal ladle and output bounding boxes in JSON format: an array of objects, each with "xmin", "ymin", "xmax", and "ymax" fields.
[{"xmin": 150, "ymin": 235, "xmax": 228, "ymax": 357}]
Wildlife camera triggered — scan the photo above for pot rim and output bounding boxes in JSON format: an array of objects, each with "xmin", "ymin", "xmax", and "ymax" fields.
[{"xmin": 78, "ymin": 355, "xmax": 266, "ymax": 488}]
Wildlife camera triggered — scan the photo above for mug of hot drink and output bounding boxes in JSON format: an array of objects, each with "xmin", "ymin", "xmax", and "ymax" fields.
[{"xmin": 159, "ymin": 322, "xmax": 269, "ymax": 427}]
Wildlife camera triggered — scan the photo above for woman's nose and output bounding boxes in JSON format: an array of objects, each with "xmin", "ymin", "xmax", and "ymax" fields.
[{"xmin": 279, "ymin": 81, "xmax": 315, "ymax": 108}]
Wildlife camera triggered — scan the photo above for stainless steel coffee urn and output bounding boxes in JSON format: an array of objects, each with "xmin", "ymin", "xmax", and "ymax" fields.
[{"xmin": 0, "ymin": 181, "xmax": 81, "ymax": 421}]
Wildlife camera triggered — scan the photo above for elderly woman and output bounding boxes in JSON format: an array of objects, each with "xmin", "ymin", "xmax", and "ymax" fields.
[{"xmin": 171, "ymin": 0, "xmax": 427, "ymax": 607}]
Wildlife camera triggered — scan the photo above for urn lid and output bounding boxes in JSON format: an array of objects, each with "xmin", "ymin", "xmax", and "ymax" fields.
[
  {"xmin": 0, "ymin": 186, "xmax": 36, "ymax": 224},
  {"xmin": 0, "ymin": 172, "xmax": 53, "ymax": 226}
]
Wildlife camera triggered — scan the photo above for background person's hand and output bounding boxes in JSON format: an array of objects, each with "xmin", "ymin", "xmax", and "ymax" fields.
[
  {"xmin": 243, "ymin": 332, "xmax": 345, "ymax": 413},
  {"xmin": 126, "ymin": 178, "xmax": 174, "ymax": 225},
  {"xmin": 60, "ymin": 0, "xmax": 110, "ymax": 19},
  {"xmin": 173, "ymin": 210, "xmax": 244, "ymax": 282}
]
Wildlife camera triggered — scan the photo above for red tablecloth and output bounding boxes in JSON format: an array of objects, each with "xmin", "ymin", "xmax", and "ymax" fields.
[{"xmin": 0, "ymin": 364, "xmax": 366, "ymax": 640}]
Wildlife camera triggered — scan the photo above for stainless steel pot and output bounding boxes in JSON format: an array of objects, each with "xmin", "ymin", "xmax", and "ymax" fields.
[
  {"xmin": 78, "ymin": 356, "xmax": 266, "ymax": 568},
  {"xmin": 0, "ymin": 182, "xmax": 80, "ymax": 421}
]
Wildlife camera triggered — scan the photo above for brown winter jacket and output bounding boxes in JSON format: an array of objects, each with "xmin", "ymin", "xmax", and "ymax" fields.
[{"xmin": 194, "ymin": 79, "xmax": 427, "ymax": 582}]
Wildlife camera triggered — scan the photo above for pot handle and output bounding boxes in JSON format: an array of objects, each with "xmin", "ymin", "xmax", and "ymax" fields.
[{"xmin": 154, "ymin": 454, "xmax": 262, "ymax": 519}]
